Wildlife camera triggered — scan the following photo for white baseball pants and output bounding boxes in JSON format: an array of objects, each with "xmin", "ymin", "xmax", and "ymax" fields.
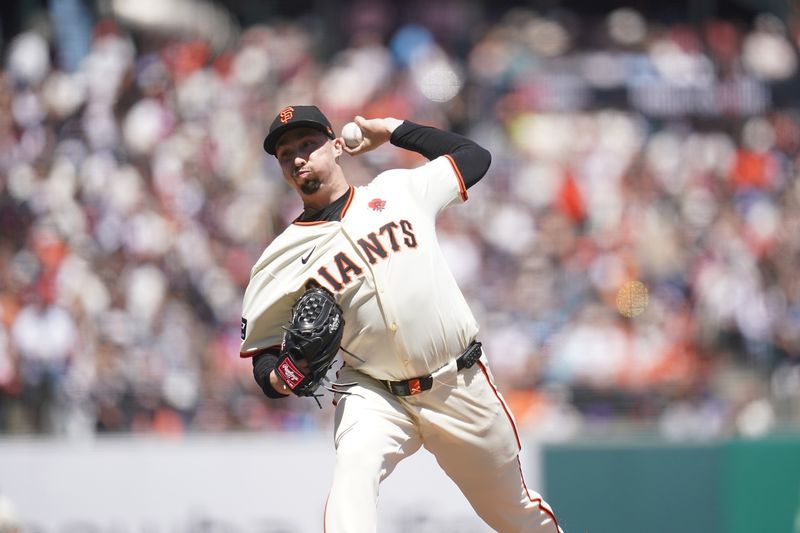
[{"xmin": 324, "ymin": 355, "xmax": 562, "ymax": 533}]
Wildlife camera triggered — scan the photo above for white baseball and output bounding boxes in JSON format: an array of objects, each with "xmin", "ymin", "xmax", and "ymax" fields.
[{"xmin": 341, "ymin": 121, "xmax": 363, "ymax": 149}]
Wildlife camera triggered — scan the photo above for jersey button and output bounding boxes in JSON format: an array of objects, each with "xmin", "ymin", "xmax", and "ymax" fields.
[{"xmin": 389, "ymin": 323, "xmax": 398, "ymax": 332}]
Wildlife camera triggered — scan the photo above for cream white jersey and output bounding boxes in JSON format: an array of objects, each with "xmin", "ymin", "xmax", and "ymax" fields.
[{"xmin": 240, "ymin": 155, "xmax": 478, "ymax": 381}]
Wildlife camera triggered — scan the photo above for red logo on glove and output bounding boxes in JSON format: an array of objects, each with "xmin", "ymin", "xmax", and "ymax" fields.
[
  {"xmin": 277, "ymin": 358, "xmax": 304, "ymax": 389},
  {"xmin": 368, "ymin": 198, "xmax": 386, "ymax": 212}
]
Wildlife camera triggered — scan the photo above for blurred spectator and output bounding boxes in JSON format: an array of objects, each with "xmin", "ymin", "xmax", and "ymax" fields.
[{"xmin": 11, "ymin": 279, "xmax": 77, "ymax": 433}]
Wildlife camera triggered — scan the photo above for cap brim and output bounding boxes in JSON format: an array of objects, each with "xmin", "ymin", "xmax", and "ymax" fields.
[{"xmin": 263, "ymin": 121, "xmax": 336, "ymax": 155}]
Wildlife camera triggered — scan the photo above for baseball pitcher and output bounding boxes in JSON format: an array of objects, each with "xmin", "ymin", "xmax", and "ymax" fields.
[{"xmin": 240, "ymin": 105, "xmax": 562, "ymax": 532}]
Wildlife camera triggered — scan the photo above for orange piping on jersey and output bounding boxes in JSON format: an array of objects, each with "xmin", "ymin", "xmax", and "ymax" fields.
[
  {"xmin": 239, "ymin": 344, "xmax": 280, "ymax": 359},
  {"xmin": 444, "ymin": 154, "xmax": 469, "ymax": 202},
  {"xmin": 292, "ymin": 186, "xmax": 355, "ymax": 226},
  {"xmin": 323, "ymin": 493, "xmax": 330, "ymax": 533},
  {"xmin": 478, "ymin": 360, "xmax": 561, "ymax": 531},
  {"xmin": 477, "ymin": 360, "xmax": 520, "ymax": 450},
  {"xmin": 516, "ymin": 456, "xmax": 561, "ymax": 532},
  {"xmin": 340, "ymin": 185, "xmax": 355, "ymax": 218},
  {"xmin": 293, "ymin": 219, "xmax": 329, "ymax": 226}
]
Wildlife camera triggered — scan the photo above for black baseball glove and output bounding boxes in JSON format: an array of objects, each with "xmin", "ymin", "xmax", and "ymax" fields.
[{"xmin": 275, "ymin": 287, "xmax": 345, "ymax": 399}]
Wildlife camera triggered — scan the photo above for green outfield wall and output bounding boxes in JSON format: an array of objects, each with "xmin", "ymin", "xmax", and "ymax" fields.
[{"xmin": 542, "ymin": 434, "xmax": 800, "ymax": 533}]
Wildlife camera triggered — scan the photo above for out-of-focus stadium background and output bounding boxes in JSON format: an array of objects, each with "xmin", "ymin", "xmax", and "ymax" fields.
[{"xmin": 1, "ymin": 0, "xmax": 800, "ymax": 532}]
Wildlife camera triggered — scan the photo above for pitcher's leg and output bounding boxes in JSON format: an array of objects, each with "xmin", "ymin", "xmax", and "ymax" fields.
[
  {"xmin": 437, "ymin": 451, "xmax": 561, "ymax": 533},
  {"xmin": 419, "ymin": 359, "xmax": 561, "ymax": 532},
  {"xmin": 325, "ymin": 374, "xmax": 421, "ymax": 533}
]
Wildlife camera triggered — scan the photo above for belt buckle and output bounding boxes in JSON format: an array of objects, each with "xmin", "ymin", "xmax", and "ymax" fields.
[{"xmin": 408, "ymin": 378, "xmax": 422, "ymax": 395}]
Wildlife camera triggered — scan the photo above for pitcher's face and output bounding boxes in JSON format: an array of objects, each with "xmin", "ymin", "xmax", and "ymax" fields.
[{"xmin": 275, "ymin": 128, "xmax": 344, "ymax": 197}]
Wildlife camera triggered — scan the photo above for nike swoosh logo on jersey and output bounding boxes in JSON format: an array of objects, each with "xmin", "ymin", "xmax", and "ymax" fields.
[{"xmin": 301, "ymin": 245, "xmax": 316, "ymax": 264}]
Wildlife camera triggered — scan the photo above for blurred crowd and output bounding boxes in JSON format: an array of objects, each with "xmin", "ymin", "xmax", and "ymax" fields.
[{"xmin": 1, "ymin": 1, "xmax": 799, "ymax": 440}]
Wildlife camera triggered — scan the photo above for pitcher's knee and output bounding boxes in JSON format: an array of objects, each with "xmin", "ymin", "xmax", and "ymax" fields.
[{"xmin": 335, "ymin": 439, "xmax": 386, "ymax": 474}]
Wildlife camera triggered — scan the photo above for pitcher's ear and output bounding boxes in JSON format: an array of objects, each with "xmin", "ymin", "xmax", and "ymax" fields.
[{"xmin": 332, "ymin": 137, "xmax": 345, "ymax": 158}]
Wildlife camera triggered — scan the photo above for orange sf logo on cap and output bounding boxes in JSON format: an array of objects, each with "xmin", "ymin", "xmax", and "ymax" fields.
[{"xmin": 279, "ymin": 106, "xmax": 294, "ymax": 124}]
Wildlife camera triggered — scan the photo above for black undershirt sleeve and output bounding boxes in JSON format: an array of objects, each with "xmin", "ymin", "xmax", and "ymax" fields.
[
  {"xmin": 389, "ymin": 121, "xmax": 491, "ymax": 188},
  {"xmin": 252, "ymin": 348, "xmax": 288, "ymax": 399}
]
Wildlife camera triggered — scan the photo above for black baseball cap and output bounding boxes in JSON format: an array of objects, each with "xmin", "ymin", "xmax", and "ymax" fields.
[{"xmin": 263, "ymin": 105, "xmax": 335, "ymax": 155}]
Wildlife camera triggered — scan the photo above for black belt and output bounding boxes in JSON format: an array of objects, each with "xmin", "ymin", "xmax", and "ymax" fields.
[{"xmin": 380, "ymin": 341, "xmax": 482, "ymax": 397}]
